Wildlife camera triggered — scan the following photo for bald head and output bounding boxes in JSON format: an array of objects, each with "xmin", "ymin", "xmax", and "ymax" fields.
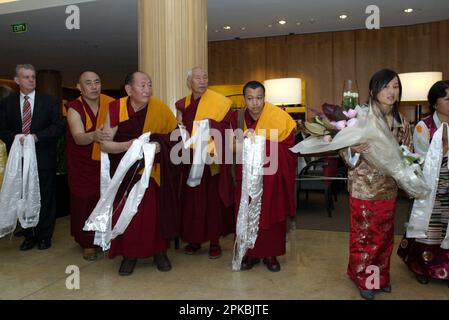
[
  {"xmin": 187, "ymin": 67, "xmax": 208, "ymax": 98},
  {"xmin": 78, "ymin": 70, "xmax": 99, "ymax": 82},
  {"xmin": 125, "ymin": 71, "xmax": 150, "ymax": 87},
  {"xmin": 124, "ymin": 71, "xmax": 153, "ymax": 108},
  {"xmin": 77, "ymin": 71, "xmax": 101, "ymax": 101}
]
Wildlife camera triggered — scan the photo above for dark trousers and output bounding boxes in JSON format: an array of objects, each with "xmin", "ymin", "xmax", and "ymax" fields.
[{"xmin": 24, "ymin": 170, "xmax": 57, "ymax": 242}]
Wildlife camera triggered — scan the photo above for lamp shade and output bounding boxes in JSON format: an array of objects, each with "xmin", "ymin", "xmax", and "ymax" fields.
[
  {"xmin": 399, "ymin": 72, "xmax": 443, "ymax": 101},
  {"xmin": 263, "ymin": 78, "xmax": 302, "ymax": 105}
]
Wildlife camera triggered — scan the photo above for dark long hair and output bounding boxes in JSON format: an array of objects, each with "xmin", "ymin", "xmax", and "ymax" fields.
[
  {"xmin": 368, "ymin": 68, "xmax": 402, "ymax": 123},
  {"xmin": 427, "ymin": 80, "xmax": 449, "ymax": 114}
]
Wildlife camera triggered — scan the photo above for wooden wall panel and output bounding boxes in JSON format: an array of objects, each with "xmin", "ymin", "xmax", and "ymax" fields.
[
  {"xmin": 431, "ymin": 21, "xmax": 449, "ymax": 79},
  {"xmin": 208, "ymin": 20, "xmax": 449, "ymax": 113},
  {"xmin": 355, "ymin": 27, "xmax": 405, "ymax": 103},
  {"xmin": 400, "ymin": 24, "xmax": 433, "ymax": 72},
  {"xmin": 287, "ymin": 33, "xmax": 333, "ymax": 113},
  {"xmin": 208, "ymin": 38, "xmax": 266, "ymax": 84},
  {"xmin": 265, "ymin": 36, "xmax": 288, "ymax": 80},
  {"xmin": 332, "ymin": 30, "xmax": 356, "ymax": 106}
]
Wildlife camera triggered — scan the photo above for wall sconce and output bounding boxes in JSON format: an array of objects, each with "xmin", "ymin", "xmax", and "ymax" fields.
[{"xmin": 398, "ymin": 71, "xmax": 443, "ymax": 123}]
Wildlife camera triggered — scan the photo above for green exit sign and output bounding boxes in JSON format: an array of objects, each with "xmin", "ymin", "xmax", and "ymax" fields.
[{"xmin": 12, "ymin": 23, "xmax": 27, "ymax": 33}]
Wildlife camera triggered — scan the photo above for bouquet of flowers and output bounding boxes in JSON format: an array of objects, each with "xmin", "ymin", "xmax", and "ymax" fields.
[
  {"xmin": 302, "ymin": 103, "xmax": 359, "ymax": 143},
  {"xmin": 399, "ymin": 145, "xmax": 424, "ymax": 167},
  {"xmin": 291, "ymin": 102, "xmax": 430, "ymax": 199}
]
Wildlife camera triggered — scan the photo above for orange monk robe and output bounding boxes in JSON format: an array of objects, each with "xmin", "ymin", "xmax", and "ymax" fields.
[{"xmin": 232, "ymin": 103, "xmax": 297, "ymax": 258}]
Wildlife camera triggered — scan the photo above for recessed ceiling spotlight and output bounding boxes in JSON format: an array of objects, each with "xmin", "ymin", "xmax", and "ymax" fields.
[
  {"xmin": 240, "ymin": 27, "xmax": 246, "ymax": 31},
  {"xmin": 403, "ymin": 8, "xmax": 414, "ymax": 13},
  {"xmin": 339, "ymin": 14, "xmax": 348, "ymax": 20},
  {"xmin": 214, "ymin": 29, "xmax": 219, "ymax": 33},
  {"xmin": 223, "ymin": 26, "xmax": 231, "ymax": 30},
  {"xmin": 309, "ymin": 18, "xmax": 316, "ymax": 24},
  {"xmin": 296, "ymin": 22, "xmax": 301, "ymax": 26},
  {"xmin": 278, "ymin": 20, "xmax": 287, "ymax": 25},
  {"xmin": 267, "ymin": 24, "xmax": 273, "ymax": 28}
]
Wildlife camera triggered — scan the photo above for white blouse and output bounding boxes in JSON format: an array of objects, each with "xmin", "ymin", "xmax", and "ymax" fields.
[{"xmin": 413, "ymin": 112, "xmax": 445, "ymax": 157}]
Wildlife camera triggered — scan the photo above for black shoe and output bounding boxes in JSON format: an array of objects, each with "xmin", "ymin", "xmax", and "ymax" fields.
[
  {"xmin": 119, "ymin": 257, "xmax": 137, "ymax": 276},
  {"xmin": 240, "ymin": 256, "xmax": 261, "ymax": 270},
  {"xmin": 359, "ymin": 289, "xmax": 375, "ymax": 300},
  {"xmin": 37, "ymin": 239, "xmax": 51, "ymax": 250},
  {"xmin": 19, "ymin": 238, "xmax": 36, "ymax": 251},
  {"xmin": 381, "ymin": 284, "xmax": 392, "ymax": 293},
  {"xmin": 416, "ymin": 274, "xmax": 429, "ymax": 285},
  {"xmin": 263, "ymin": 256, "xmax": 281, "ymax": 272},
  {"xmin": 153, "ymin": 253, "xmax": 172, "ymax": 272}
]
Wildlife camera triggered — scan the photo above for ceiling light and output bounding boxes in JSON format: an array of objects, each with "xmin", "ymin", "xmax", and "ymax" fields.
[
  {"xmin": 403, "ymin": 8, "xmax": 414, "ymax": 13},
  {"xmin": 223, "ymin": 26, "xmax": 231, "ymax": 30},
  {"xmin": 339, "ymin": 14, "xmax": 348, "ymax": 20},
  {"xmin": 267, "ymin": 24, "xmax": 273, "ymax": 28},
  {"xmin": 0, "ymin": 0, "xmax": 20, "ymax": 4},
  {"xmin": 296, "ymin": 22, "xmax": 301, "ymax": 26},
  {"xmin": 278, "ymin": 20, "xmax": 287, "ymax": 25},
  {"xmin": 240, "ymin": 27, "xmax": 246, "ymax": 31},
  {"xmin": 214, "ymin": 29, "xmax": 219, "ymax": 33}
]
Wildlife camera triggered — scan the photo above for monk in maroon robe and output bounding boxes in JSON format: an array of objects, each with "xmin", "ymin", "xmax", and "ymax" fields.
[
  {"xmin": 175, "ymin": 67, "xmax": 235, "ymax": 259},
  {"xmin": 231, "ymin": 81, "xmax": 297, "ymax": 272},
  {"xmin": 102, "ymin": 71, "xmax": 178, "ymax": 276},
  {"xmin": 66, "ymin": 71, "xmax": 114, "ymax": 261}
]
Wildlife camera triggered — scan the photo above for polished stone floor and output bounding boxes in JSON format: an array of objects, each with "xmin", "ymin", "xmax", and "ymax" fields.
[{"xmin": 0, "ymin": 216, "xmax": 448, "ymax": 300}]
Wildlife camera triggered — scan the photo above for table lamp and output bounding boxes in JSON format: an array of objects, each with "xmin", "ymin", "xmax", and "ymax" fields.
[{"xmin": 399, "ymin": 71, "xmax": 443, "ymax": 123}]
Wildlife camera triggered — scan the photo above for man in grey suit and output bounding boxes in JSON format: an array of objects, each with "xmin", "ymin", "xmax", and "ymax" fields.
[{"xmin": 0, "ymin": 64, "xmax": 65, "ymax": 250}]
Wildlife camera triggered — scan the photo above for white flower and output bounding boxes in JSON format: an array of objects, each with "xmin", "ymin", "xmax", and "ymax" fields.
[{"xmin": 343, "ymin": 91, "xmax": 359, "ymax": 98}]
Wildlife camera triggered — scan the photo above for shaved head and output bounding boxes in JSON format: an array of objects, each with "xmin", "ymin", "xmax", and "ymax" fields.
[
  {"xmin": 124, "ymin": 71, "xmax": 153, "ymax": 108},
  {"xmin": 78, "ymin": 70, "xmax": 100, "ymax": 83},
  {"xmin": 124, "ymin": 70, "xmax": 151, "ymax": 87},
  {"xmin": 77, "ymin": 71, "xmax": 101, "ymax": 101}
]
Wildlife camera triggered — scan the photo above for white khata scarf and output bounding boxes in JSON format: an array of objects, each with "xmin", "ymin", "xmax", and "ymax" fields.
[
  {"xmin": 0, "ymin": 135, "xmax": 40, "ymax": 237},
  {"xmin": 232, "ymin": 135, "xmax": 265, "ymax": 271},
  {"xmin": 179, "ymin": 119, "xmax": 210, "ymax": 187},
  {"xmin": 406, "ymin": 123, "xmax": 449, "ymax": 249},
  {"xmin": 83, "ymin": 132, "xmax": 156, "ymax": 250}
]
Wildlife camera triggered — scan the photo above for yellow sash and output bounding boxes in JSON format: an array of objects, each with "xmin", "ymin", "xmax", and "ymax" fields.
[
  {"xmin": 186, "ymin": 89, "xmax": 232, "ymax": 122},
  {"xmin": 185, "ymin": 89, "xmax": 232, "ymax": 176},
  {"xmin": 116, "ymin": 96, "xmax": 177, "ymax": 185},
  {"xmin": 77, "ymin": 94, "xmax": 115, "ymax": 161},
  {"xmin": 244, "ymin": 102, "xmax": 296, "ymax": 142}
]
